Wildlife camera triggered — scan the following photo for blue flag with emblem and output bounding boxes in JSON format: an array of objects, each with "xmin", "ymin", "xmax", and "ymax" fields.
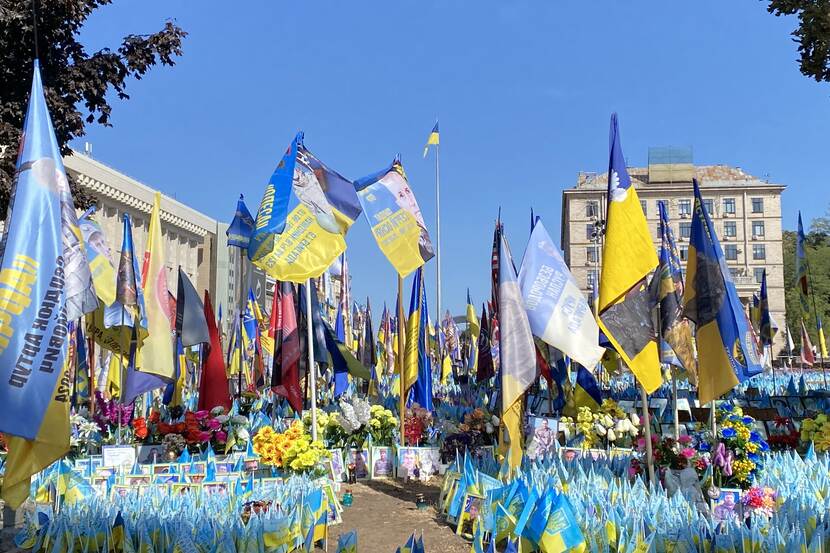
[
  {"xmin": 682, "ymin": 180, "xmax": 762, "ymax": 404},
  {"xmin": 227, "ymin": 195, "xmax": 255, "ymax": 248}
]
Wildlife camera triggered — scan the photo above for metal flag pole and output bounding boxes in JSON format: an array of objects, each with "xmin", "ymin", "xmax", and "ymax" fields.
[
  {"xmin": 398, "ymin": 275, "xmax": 406, "ymax": 446},
  {"xmin": 434, "ymin": 132, "xmax": 442, "ymax": 326},
  {"xmin": 306, "ymin": 279, "xmax": 318, "ymax": 442},
  {"xmin": 639, "ymin": 384, "xmax": 655, "ymax": 486}
]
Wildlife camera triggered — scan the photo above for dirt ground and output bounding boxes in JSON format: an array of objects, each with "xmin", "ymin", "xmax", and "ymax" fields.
[{"xmin": 0, "ymin": 481, "xmax": 471, "ymax": 552}]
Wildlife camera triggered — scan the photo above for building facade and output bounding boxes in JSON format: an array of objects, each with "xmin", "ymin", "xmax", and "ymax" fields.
[
  {"xmin": 64, "ymin": 151, "xmax": 229, "ymax": 310},
  {"xmin": 561, "ymin": 155, "xmax": 786, "ymax": 355}
]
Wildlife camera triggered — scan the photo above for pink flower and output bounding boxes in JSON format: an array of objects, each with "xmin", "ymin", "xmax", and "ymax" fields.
[
  {"xmin": 678, "ymin": 435, "xmax": 692, "ymax": 445},
  {"xmin": 206, "ymin": 418, "xmax": 222, "ymax": 430},
  {"xmin": 215, "ymin": 431, "xmax": 228, "ymax": 443},
  {"xmin": 197, "ymin": 431, "xmax": 212, "ymax": 443},
  {"xmin": 636, "ymin": 437, "xmax": 646, "ymax": 451},
  {"xmin": 680, "ymin": 447, "xmax": 696, "ymax": 459},
  {"xmin": 194, "ymin": 410, "xmax": 210, "ymax": 421}
]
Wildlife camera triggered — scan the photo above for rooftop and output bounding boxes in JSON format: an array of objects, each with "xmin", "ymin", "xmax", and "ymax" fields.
[{"xmin": 574, "ymin": 164, "xmax": 782, "ymax": 191}]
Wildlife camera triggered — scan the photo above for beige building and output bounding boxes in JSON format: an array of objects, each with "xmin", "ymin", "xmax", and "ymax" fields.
[
  {"xmin": 561, "ymin": 150, "xmax": 786, "ymax": 355},
  {"xmin": 64, "ymin": 151, "xmax": 231, "ymax": 310}
]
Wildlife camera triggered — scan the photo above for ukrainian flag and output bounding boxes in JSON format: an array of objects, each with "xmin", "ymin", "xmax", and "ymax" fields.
[
  {"xmin": 568, "ymin": 365, "xmax": 602, "ymax": 415},
  {"xmin": 404, "ymin": 267, "xmax": 433, "ymax": 409},
  {"xmin": 683, "ymin": 180, "xmax": 762, "ymax": 404},
  {"xmin": 466, "ymin": 290, "xmax": 479, "ymax": 372},
  {"xmin": 597, "ymin": 113, "xmax": 661, "ymax": 393},
  {"xmin": 423, "ymin": 121, "xmax": 440, "ymax": 158},
  {"xmin": 527, "ymin": 491, "xmax": 586, "ymax": 553},
  {"xmin": 248, "ymin": 132, "xmax": 362, "ymax": 283}
]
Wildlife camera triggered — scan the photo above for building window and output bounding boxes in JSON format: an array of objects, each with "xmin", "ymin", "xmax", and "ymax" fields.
[
  {"xmin": 753, "ymin": 244, "xmax": 766, "ymax": 260},
  {"xmin": 680, "ymin": 245, "xmax": 688, "ymax": 261},
  {"xmin": 587, "ymin": 269, "xmax": 599, "ymax": 291},
  {"xmin": 679, "ymin": 222, "xmax": 691, "ymax": 239},
  {"xmin": 586, "ymin": 200, "xmax": 599, "ymax": 218},
  {"xmin": 587, "ymin": 246, "xmax": 599, "ymax": 263},
  {"xmin": 754, "ymin": 268, "xmax": 765, "ymax": 284},
  {"xmin": 702, "ymin": 198, "xmax": 714, "ymax": 215},
  {"xmin": 723, "ymin": 197, "xmax": 736, "ymax": 215},
  {"xmin": 752, "ymin": 197, "xmax": 764, "ymax": 213},
  {"xmin": 725, "ymin": 244, "xmax": 738, "ymax": 261},
  {"xmin": 679, "ymin": 199, "xmax": 691, "ymax": 216},
  {"xmin": 657, "ymin": 200, "xmax": 669, "ymax": 215},
  {"xmin": 640, "ymin": 200, "xmax": 647, "ymax": 216},
  {"xmin": 752, "ymin": 221, "xmax": 765, "ymax": 237},
  {"xmin": 724, "ymin": 221, "xmax": 737, "ymax": 238},
  {"xmin": 586, "ymin": 224, "xmax": 595, "ymax": 241}
]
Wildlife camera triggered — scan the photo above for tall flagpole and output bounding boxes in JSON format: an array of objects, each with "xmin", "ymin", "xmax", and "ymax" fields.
[
  {"xmin": 306, "ymin": 279, "xmax": 318, "ymax": 442},
  {"xmin": 398, "ymin": 275, "xmax": 406, "ymax": 445},
  {"xmin": 434, "ymin": 132, "xmax": 442, "ymax": 326}
]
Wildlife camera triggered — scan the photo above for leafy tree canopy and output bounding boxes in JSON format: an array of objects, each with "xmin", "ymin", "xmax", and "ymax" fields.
[
  {"xmin": 783, "ymin": 222, "xmax": 830, "ymax": 348},
  {"xmin": 0, "ymin": 0, "xmax": 186, "ymax": 213},
  {"xmin": 767, "ymin": 0, "xmax": 830, "ymax": 83}
]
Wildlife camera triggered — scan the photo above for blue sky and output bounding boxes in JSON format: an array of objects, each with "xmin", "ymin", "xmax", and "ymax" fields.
[{"xmin": 72, "ymin": 1, "xmax": 830, "ymax": 317}]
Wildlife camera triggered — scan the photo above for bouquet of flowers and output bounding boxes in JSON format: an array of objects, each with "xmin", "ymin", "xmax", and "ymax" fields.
[
  {"xmin": 305, "ymin": 397, "xmax": 377, "ymax": 449},
  {"xmin": 766, "ymin": 416, "xmax": 799, "ymax": 451},
  {"xmin": 800, "ymin": 414, "xmax": 830, "ymax": 452},
  {"xmin": 741, "ymin": 486, "xmax": 778, "ymax": 519},
  {"xmin": 634, "ymin": 435, "xmax": 710, "ymax": 475},
  {"xmin": 93, "ymin": 391, "xmax": 134, "ymax": 443},
  {"xmin": 458, "ymin": 408, "xmax": 499, "ymax": 445},
  {"xmin": 368, "ymin": 404, "xmax": 398, "ymax": 446},
  {"xmin": 404, "ymin": 404, "xmax": 433, "ymax": 446},
  {"xmin": 706, "ymin": 404, "xmax": 769, "ymax": 489},
  {"xmin": 252, "ymin": 421, "xmax": 330, "ymax": 477},
  {"xmin": 560, "ymin": 400, "xmax": 640, "ymax": 449},
  {"xmin": 70, "ymin": 411, "xmax": 102, "ymax": 457},
  {"xmin": 212, "ymin": 407, "xmax": 250, "ymax": 452}
]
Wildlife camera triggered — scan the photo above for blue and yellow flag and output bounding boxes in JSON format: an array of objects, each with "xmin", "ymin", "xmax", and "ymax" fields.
[
  {"xmin": 227, "ymin": 194, "xmax": 255, "ymax": 249},
  {"xmin": 597, "ymin": 113, "xmax": 661, "ymax": 393},
  {"xmin": 354, "ymin": 157, "xmax": 435, "ymax": 277},
  {"xmin": 423, "ymin": 121, "xmax": 439, "ymax": 158},
  {"xmin": 527, "ymin": 491, "xmax": 586, "ymax": 553},
  {"xmin": 404, "ymin": 267, "xmax": 433, "ymax": 409},
  {"xmin": 79, "ymin": 214, "xmax": 116, "ymax": 307},
  {"xmin": 683, "ymin": 180, "xmax": 762, "ymax": 404},
  {"xmin": 249, "ymin": 132, "xmax": 362, "ymax": 282},
  {"xmin": 759, "ymin": 269, "xmax": 773, "ymax": 348},
  {"xmin": 466, "ymin": 290, "xmax": 480, "ymax": 372},
  {"xmin": 570, "ymin": 364, "xmax": 602, "ymax": 413},
  {"xmin": 0, "ymin": 61, "xmax": 82, "ymax": 508}
]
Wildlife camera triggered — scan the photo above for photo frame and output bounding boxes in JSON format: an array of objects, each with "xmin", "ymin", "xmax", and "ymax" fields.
[
  {"xmin": 560, "ymin": 447, "xmax": 584, "ymax": 462},
  {"xmin": 370, "ymin": 446, "xmax": 395, "ymax": 479},
  {"xmin": 136, "ymin": 445, "xmax": 165, "ymax": 465},
  {"xmin": 527, "ymin": 417, "xmax": 558, "ymax": 459},
  {"xmin": 713, "ymin": 488, "xmax": 742, "ymax": 524},
  {"xmin": 346, "ymin": 448, "xmax": 370, "ymax": 480},
  {"xmin": 456, "ymin": 493, "xmax": 485, "ymax": 539},
  {"xmin": 328, "ymin": 449, "xmax": 345, "ymax": 482},
  {"xmin": 187, "ymin": 473, "xmax": 207, "ymax": 484},
  {"xmin": 154, "ymin": 474, "xmax": 180, "ymax": 485},
  {"xmin": 439, "ymin": 471, "xmax": 461, "ymax": 515},
  {"xmin": 185, "ymin": 462, "xmax": 206, "ymax": 474},
  {"xmin": 396, "ymin": 447, "xmax": 418, "ymax": 479},
  {"xmin": 171, "ymin": 483, "xmax": 199, "ymax": 496},
  {"xmin": 110, "ymin": 484, "xmax": 133, "ymax": 499},
  {"xmin": 202, "ymin": 481, "xmax": 230, "ymax": 496},
  {"xmin": 152, "ymin": 464, "xmax": 174, "ymax": 475},
  {"xmin": 124, "ymin": 475, "xmax": 151, "ymax": 486},
  {"xmin": 416, "ymin": 447, "xmax": 441, "ymax": 479}
]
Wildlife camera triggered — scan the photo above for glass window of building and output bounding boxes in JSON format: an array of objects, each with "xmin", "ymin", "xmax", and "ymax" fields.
[
  {"xmin": 679, "ymin": 222, "xmax": 691, "ymax": 239},
  {"xmin": 752, "ymin": 197, "xmax": 764, "ymax": 213},
  {"xmin": 725, "ymin": 244, "xmax": 738, "ymax": 260},
  {"xmin": 724, "ymin": 221, "xmax": 737, "ymax": 238},
  {"xmin": 586, "ymin": 200, "xmax": 599, "ymax": 218},
  {"xmin": 752, "ymin": 221, "xmax": 765, "ymax": 237},
  {"xmin": 679, "ymin": 199, "xmax": 691, "ymax": 216},
  {"xmin": 754, "ymin": 268, "xmax": 765, "ymax": 284},
  {"xmin": 680, "ymin": 245, "xmax": 688, "ymax": 261},
  {"xmin": 586, "ymin": 224, "xmax": 594, "ymax": 240},
  {"xmin": 640, "ymin": 200, "xmax": 647, "ymax": 216},
  {"xmin": 753, "ymin": 244, "xmax": 766, "ymax": 260},
  {"xmin": 702, "ymin": 198, "xmax": 714, "ymax": 215},
  {"xmin": 587, "ymin": 245, "xmax": 599, "ymax": 263},
  {"xmin": 723, "ymin": 197, "xmax": 736, "ymax": 215},
  {"xmin": 587, "ymin": 269, "xmax": 599, "ymax": 290}
]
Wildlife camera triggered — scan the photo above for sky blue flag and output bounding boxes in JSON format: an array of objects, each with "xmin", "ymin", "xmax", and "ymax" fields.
[
  {"xmin": 226, "ymin": 194, "xmax": 255, "ymax": 248},
  {"xmin": 0, "ymin": 60, "xmax": 98, "ymax": 440},
  {"xmin": 410, "ymin": 276, "xmax": 433, "ymax": 411},
  {"xmin": 517, "ymin": 219, "xmax": 604, "ymax": 369}
]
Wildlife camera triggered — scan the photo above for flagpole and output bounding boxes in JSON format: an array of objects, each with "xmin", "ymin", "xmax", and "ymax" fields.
[
  {"xmin": 435, "ymin": 138, "xmax": 442, "ymax": 327},
  {"xmin": 306, "ymin": 279, "xmax": 318, "ymax": 442},
  {"xmin": 117, "ymin": 309, "xmax": 125, "ymax": 445},
  {"xmin": 237, "ymin": 248, "xmax": 245, "ymax": 399},
  {"xmin": 639, "ymin": 384, "xmax": 655, "ymax": 486},
  {"xmin": 398, "ymin": 275, "xmax": 406, "ymax": 446}
]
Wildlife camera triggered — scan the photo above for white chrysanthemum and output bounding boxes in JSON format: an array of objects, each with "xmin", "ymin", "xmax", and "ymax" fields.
[
  {"xmin": 236, "ymin": 428, "xmax": 249, "ymax": 442},
  {"xmin": 606, "ymin": 429, "xmax": 617, "ymax": 442}
]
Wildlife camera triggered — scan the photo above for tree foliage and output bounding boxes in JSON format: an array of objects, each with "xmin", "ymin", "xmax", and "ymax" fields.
[
  {"xmin": 766, "ymin": 0, "xmax": 830, "ymax": 83},
  {"xmin": 782, "ymin": 225, "xmax": 830, "ymax": 346},
  {"xmin": 0, "ymin": 0, "xmax": 186, "ymax": 213}
]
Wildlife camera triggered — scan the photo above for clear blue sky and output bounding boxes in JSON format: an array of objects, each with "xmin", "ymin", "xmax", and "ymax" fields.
[{"xmin": 71, "ymin": 1, "xmax": 830, "ymax": 317}]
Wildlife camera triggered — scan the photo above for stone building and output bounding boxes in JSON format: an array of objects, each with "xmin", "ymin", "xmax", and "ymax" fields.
[{"xmin": 560, "ymin": 148, "xmax": 786, "ymax": 354}]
